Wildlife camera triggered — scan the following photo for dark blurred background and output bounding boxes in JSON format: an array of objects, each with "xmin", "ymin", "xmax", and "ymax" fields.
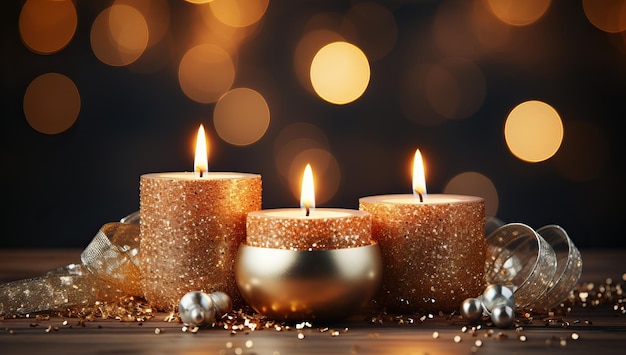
[{"xmin": 1, "ymin": 0, "xmax": 624, "ymax": 249}]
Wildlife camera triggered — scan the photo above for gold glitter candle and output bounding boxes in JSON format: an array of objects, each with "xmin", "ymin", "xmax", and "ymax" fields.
[
  {"xmin": 235, "ymin": 164, "xmax": 382, "ymax": 321},
  {"xmin": 139, "ymin": 125, "xmax": 262, "ymax": 310},
  {"xmin": 359, "ymin": 149, "xmax": 486, "ymax": 313},
  {"xmin": 246, "ymin": 208, "xmax": 371, "ymax": 250},
  {"xmin": 246, "ymin": 164, "xmax": 371, "ymax": 250}
]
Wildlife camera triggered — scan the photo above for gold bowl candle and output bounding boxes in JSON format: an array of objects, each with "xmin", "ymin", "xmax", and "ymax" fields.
[
  {"xmin": 140, "ymin": 125, "xmax": 262, "ymax": 310},
  {"xmin": 359, "ymin": 150, "xmax": 486, "ymax": 313},
  {"xmin": 235, "ymin": 164, "xmax": 382, "ymax": 321},
  {"xmin": 235, "ymin": 243, "xmax": 382, "ymax": 321}
]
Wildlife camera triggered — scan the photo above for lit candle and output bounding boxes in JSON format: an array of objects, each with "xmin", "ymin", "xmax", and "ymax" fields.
[
  {"xmin": 236, "ymin": 164, "xmax": 381, "ymax": 321},
  {"xmin": 246, "ymin": 164, "xmax": 371, "ymax": 250},
  {"xmin": 359, "ymin": 149, "xmax": 486, "ymax": 313},
  {"xmin": 139, "ymin": 124, "xmax": 262, "ymax": 310}
]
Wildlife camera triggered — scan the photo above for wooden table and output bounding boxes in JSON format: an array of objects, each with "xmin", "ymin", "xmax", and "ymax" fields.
[{"xmin": 1, "ymin": 248, "xmax": 625, "ymax": 354}]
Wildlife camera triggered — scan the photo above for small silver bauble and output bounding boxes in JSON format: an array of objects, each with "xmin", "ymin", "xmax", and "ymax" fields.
[
  {"xmin": 460, "ymin": 297, "xmax": 484, "ymax": 322},
  {"xmin": 490, "ymin": 304, "xmax": 515, "ymax": 328},
  {"xmin": 179, "ymin": 291, "xmax": 232, "ymax": 326},
  {"xmin": 208, "ymin": 291, "xmax": 233, "ymax": 317},
  {"xmin": 481, "ymin": 284, "xmax": 514, "ymax": 311}
]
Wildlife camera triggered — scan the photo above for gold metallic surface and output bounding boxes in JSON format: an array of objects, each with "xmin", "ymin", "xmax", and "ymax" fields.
[{"xmin": 234, "ymin": 243, "xmax": 382, "ymax": 321}]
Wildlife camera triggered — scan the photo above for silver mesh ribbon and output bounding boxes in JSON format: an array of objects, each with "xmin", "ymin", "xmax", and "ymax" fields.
[{"xmin": 0, "ymin": 217, "xmax": 142, "ymax": 316}]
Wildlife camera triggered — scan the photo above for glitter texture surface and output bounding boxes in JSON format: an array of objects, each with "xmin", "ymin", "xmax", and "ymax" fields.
[
  {"xmin": 245, "ymin": 208, "xmax": 372, "ymax": 250},
  {"xmin": 139, "ymin": 172, "xmax": 261, "ymax": 311},
  {"xmin": 359, "ymin": 194, "xmax": 486, "ymax": 313}
]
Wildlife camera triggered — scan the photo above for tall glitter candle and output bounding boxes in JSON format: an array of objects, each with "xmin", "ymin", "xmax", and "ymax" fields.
[
  {"xmin": 139, "ymin": 125, "xmax": 262, "ymax": 310},
  {"xmin": 359, "ymin": 150, "xmax": 486, "ymax": 313}
]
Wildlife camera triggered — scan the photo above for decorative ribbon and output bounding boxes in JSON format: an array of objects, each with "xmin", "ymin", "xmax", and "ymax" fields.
[{"xmin": 0, "ymin": 219, "xmax": 142, "ymax": 316}]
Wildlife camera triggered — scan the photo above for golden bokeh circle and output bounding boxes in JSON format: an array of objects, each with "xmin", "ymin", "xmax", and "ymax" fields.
[
  {"xmin": 444, "ymin": 171, "xmax": 499, "ymax": 217},
  {"xmin": 178, "ymin": 44, "xmax": 235, "ymax": 104},
  {"xmin": 90, "ymin": 4, "xmax": 149, "ymax": 67},
  {"xmin": 504, "ymin": 100, "xmax": 564, "ymax": 163},
  {"xmin": 582, "ymin": 0, "xmax": 626, "ymax": 33},
  {"xmin": 19, "ymin": 0, "xmax": 77, "ymax": 55},
  {"xmin": 23, "ymin": 73, "xmax": 81, "ymax": 134},
  {"xmin": 209, "ymin": 0, "xmax": 269, "ymax": 28},
  {"xmin": 310, "ymin": 41, "xmax": 370, "ymax": 105},
  {"xmin": 214, "ymin": 88, "xmax": 270, "ymax": 146},
  {"xmin": 486, "ymin": 0, "xmax": 551, "ymax": 27}
]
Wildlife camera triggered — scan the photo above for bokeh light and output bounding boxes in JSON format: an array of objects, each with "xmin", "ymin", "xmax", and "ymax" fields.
[
  {"xmin": 486, "ymin": 0, "xmax": 551, "ymax": 27},
  {"xmin": 209, "ymin": 0, "xmax": 269, "ymax": 28},
  {"xmin": 399, "ymin": 62, "xmax": 446, "ymax": 126},
  {"xmin": 274, "ymin": 123, "xmax": 330, "ymax": 181},
  {"xmin": 340, "ymin": 2, "xmax": 398, "ymax": 61},
  {"xmin": 582, "ymin": 0, "xmax": 626, "ymax": 33},
  {"xmin": 91, "ymin": 4, "xmax": 149, "ymax": 67},
  {"xmin": 196, "ymin": 3, "xmax": 262, "ymax": 56},
  {"xmin": 424, "ymin": 58, "xmax": 486, "ymax": 120},
  {"xmin": 294, "ymin": 29, "xmax": 345, "ymax": 93},
  {"xmin": 114, "ymin": 0, "xmax": 170, "ymax": 47},
  {"xmin": 472, "ymin": 0, "xmax": 512, "ymax": 50},
  {"xmin": 554, "ymin": 120, "xmax": 609, "ymax": 182},
  {"xmin": 19, "ymin": 0, "xmax": 77, "ymax": 55},
  {"xmin": 213, "ymin": 88, "xmax": 270, "ymax": 146},
  {"xmin": 444, "ymin": 171, "xmax": 499, "ymax": 217},
  {"xmin": 117, "ymin": 0, "xmax": 172, "ymax": 74},
  {"xmin": 504, "ymin": 100, "xmax": 564, "ymax": 163},
  {"xmin": 432, "ymin": 0, "xmax": 484, "ymax": 58},
  {"xmin": 178, "ymin": 44, "xmax": 235, "ymax": 103},
  {"xmin": 310, "ymin": 41, "xmax": 371, "ymax": 105},
  {"xmin": 23, "ymin": 73, "xmax": 80, "ymax": 134},
  {"xmin": 288, "ymin": 149, "xmax": 340, "ymax": 206}
]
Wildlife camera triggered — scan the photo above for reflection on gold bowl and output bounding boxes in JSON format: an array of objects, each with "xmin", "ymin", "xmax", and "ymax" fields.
[{"xmin": 234, "ymin": 243, "xmax": 382, "ymax": 322}]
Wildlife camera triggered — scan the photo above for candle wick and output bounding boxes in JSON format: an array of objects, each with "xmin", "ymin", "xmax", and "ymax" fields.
[
  {"xmin": 305, "ymin": 204, "xmax": 310, "ymax": 217},
  {"xmin": 417, "ymin": 192, "xmax": 423, "ymax": 203},
  {"xmin": 199, "ymin": 170, "xmax": 204, "ymax": 178}
]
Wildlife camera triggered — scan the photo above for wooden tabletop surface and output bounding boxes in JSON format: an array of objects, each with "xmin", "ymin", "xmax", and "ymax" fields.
[{"xmin": 1, "ymin": 248, "xmax": 625, "ymax": 354}]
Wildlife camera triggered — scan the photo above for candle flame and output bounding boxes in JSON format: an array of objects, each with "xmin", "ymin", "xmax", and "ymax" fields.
[
  {"xmin": 412, "ymin": 149, "xmax": 427, "ymax": 201},
  {"xmin": 194, "ymin": 124, "xmax": 208, "ymax": 177},
  {"xmin": 300, "ymin": 164, "xmax": 315, "ymax": 216}
]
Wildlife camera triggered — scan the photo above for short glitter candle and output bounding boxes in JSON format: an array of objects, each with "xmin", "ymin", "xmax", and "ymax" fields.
[
  {"xmin": 139, "ymin": 125, "xmax": 262, "ymax": 311},
  {"xmin": 245, "ymin": 208, "xmax": 371, "ymax": 250},
  {"xmin": 359, "ymin": 149, "xmax": 486, "ymax": 313},
  {"xmin": 235, "ymin": 164, "xmax": 382, "ymax": 321}
]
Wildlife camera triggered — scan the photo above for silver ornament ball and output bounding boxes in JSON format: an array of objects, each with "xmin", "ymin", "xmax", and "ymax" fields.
[
  {"xmin": 208, "ymin": 291, "xmax": 233, "ymax": 317},
  {"xmin": 179, "ymin": 291, "xmax": 216, "ymax": 326},
  {"xmin": 461, "ymin": 297, "xmax": 484, "ymax": 322},
  {"xmin": 482, "ymin": 284, "xmax": 514, "ymax": 311},
  {"xmin": 491, "ymin": 304, "xmax": 515, "ymax": 328}
]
